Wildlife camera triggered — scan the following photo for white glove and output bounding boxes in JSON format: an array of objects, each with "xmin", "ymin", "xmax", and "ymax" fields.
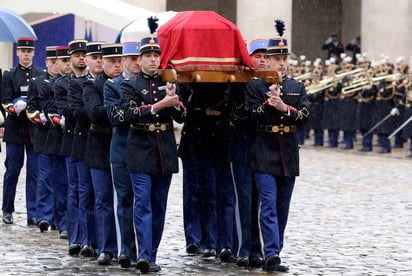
[
  {"xmin": 14, "ymin": 99, "xmax": 27, "ymax": 115},
  {"xmin": 59, "ymin": 115, "xmax": 65, "ymax": 128},
  {"xmin": 40, "ymin": 112, "xmax": 48, "ymax": 124},
  {"xmin": 390, "ymin": 107, "xmax": 400, "ymax": 116}
]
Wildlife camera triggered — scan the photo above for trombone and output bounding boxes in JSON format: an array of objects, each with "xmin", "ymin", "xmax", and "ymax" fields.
[{"xmin": 341, "ymin": 74, "xmax": 401, "ymax": 95}]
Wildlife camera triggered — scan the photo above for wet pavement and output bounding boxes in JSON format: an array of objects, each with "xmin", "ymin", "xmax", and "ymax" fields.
[{"xmin": 1, "ymin": 138, "xmax": 411, "ymax": 275}]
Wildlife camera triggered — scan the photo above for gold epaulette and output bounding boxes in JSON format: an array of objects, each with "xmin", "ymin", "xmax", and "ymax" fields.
[{"xmin": 107, "ymin": 78, "xmax": 114, "ymax": 83}]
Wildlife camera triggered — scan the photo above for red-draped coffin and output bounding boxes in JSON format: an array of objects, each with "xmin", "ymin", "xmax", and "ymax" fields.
[{"xmin": 158, "ymin": 11, "xmax": 253, "ymax": 71}]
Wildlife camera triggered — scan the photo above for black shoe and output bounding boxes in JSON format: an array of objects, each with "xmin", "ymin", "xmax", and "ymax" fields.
[
  {"xmin": 249, "ymin": 256, "xmax": 263, "ymax": 268},
  {"xmin": 377, "ymin": 148, "xmax": 391, "ymax": 154},
  {"xmin": 202, "ymin": 248, "xmax": 216, "ymax": 257},
  {"xmin": 186, "ymin": 243, "xmax": 200, "ymax": 255},
  {"xmin": 118, "ymin": 254, "xmax": 131, "ymax": 268},
  {"xmin": 50, "ymin": 224, "xmax": 58, "ymax": 231},
  {"xmin": 393, "ymin": 144, "xmax": 403, "ymax": 149},
  {"xmin": 219, "ymin": 248, "xmax": 234, "ymax": 263},
  {"xmin": 341, "ymin": 145, "xmax": 353, "ymax": 150},
  {"xmin": 263, "ymin": 255, "xmax": 281, "ymax": 271},
  {"xmin": 313, "ymin": 143, "xmax": 323, "ymax": 147},
  {"xmin": 325, "ymin": 144, "xmax": 338, "ymax": 148},
  {"xmin": 79, "ymin": 245, "xmax": 95, "ymax": 257},
  {"xmin": 59, "ymin": 230, "xmax": 68, "ymax": 239},
  {"xmin": 358, "ymin": 147, "xmax": 372, "ymax": 152},
  {"xmin": 97, "ymin": 252, "xmax": 113, "ymax": 265},
  {"xmin": 69, "ymin": 244, "xmax": 82, "ymax": 256},
  {"xmin": 27, "ymin": 217, "xmax": 37, "ymax": 226},
  {"xmin": 3, "ymin": 212, "xmax": 14, "ymax": 224},
  {"xmin": 275, "ymin": 263, "xmax": 290, "ymax": 272},
  {"xmin": 136, "ymin": 258, "xmax": 150, "ymax": 273},
  {"xmin": 406, "ymin": 152, "xmax": 412, "ymax": 158},
  {"xmin": 150, "ymin": 262, "xmax": 161, "ymax": 272},
  {"xmin": 38, "ymin": 220, "xmax": 49, "ymax": 232},
  {"xmin": 236, "ymin": 256, "xmax": 249, "ymax": 267}
]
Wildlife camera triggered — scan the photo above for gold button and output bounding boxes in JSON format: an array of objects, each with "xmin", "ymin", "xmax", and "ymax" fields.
[
  {"xmin": 154, "ymin": 98, "xmax": 158, "ymax": 101},
  {"xmin": 153, "ymin": 91, "xmax": 156, "ymax": 94},
  {"xmin": 156, "ymin": 130, "xmax": 160, "ymax": 133},
  {"xmin": 284, "ymin": 126, "xmax": 290, "ymax": 132},
  {"xmin": 156, "ymin": 114, "xmax": 159, "ymax": 118},
  {"xmin": 148, "ymin": 124, "xmax": 155, "ymax": 131},
  {"xmin": 271, "ymin": 126, "xmax": 279, "ymax": 132},
  {"xmin": 160, "ymin": 124, "xmax": 166, "ymax": 131}
]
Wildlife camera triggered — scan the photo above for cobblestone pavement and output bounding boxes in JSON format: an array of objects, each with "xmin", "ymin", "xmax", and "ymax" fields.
[{"xmin": 0, "ymin": 140, "xmax": 411, "ymax": 275}]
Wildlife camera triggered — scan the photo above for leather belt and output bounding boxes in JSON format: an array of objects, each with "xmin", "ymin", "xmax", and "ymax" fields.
[
  {"xmin": 257, "ymin": 124, "xmax": 296, "ymax": 134},
  {"xmin": 90, "ymin": 124, "xmax": 112, "ymax": 134},
  {"xmin": 130, "ymin": 123, "xmax": 170, "ymax": 132}
]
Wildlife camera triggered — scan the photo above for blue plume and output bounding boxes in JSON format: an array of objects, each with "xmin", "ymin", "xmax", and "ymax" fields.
[
  {"xmin": 148, "ymin": 16, "xmax": 159, "ymax": 34},
  {"xmin": 274, "ymin": 19, "xmax": 286, "ymax": 37}
]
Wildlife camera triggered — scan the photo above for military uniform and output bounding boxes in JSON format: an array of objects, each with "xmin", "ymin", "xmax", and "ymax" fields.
[
  {"xmin": 338, "ymin": 78, "xmax": 358, "ymax": 149},
  {"xmin": 83, "ymin": 71, "xmax": 118, "ymax": 261},
  {"xmin": 26, "ymin": 59, "xmax": 55, "ymax": 231},
  {"xmin": 103, "ymin": 41, "xmax": 140, "ymax": 267},
  {"xmin": 356, "ymin": 85, "xmax": 378, "ymax": 151},
  {"xmin": 307, "ymin": 89, "xmax": 325, "ymax": 146},
  {"xmin": 246, "ymin": 29, "xmax": 309, "ymax": 272},
  {"xmin": 68, "ymin": 74, "xmax": 96, "ymax": 253},
  {"xmin": 1, "ymin": 38, "xmax": 43, "ymax": 224},
  {"xmin": 120, "ymin": 38, "xmax": 186, "ymax": 269},
  {"xmin": 374, "ymin": 81, "xmax": 398, "ymax": 153},
  {"xmin": 323, "ymin": 83, "xmax": 342, "ymax": 147}
]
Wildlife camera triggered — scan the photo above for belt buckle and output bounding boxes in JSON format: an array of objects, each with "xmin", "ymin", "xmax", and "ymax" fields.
[
  {"xmin": 283, "ymin": 126, "xmax": 290, "ymax": 133},
  {"xmin": 271, "ymin": 126, "xmax": 279, "ymax": 133},
  {"xmin": 160, "ymin": 124, "xmax": 167, "ymax": 131},
  {"xmin": 148, "ymin": 124, "xmax": 156, "ymax": 131}
]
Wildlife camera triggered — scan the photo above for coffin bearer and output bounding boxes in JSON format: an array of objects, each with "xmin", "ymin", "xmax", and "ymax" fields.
[
  {"xmin": 246, "ymin": 20, "xmax": 309, "ymax": 272},
  {"xmin": 120, "ymin": 18, "xmax": 186, "ymax": 273},
  {"xmin": 231, "ymin": 39, "xmax": 267, "ymax": 268},
  {"xmin": 1, "ymin": 38, "xmax": 44, "ymax": 225}
]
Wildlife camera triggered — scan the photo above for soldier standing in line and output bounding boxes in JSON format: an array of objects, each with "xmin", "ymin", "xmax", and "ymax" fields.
[
  {"xmin": 68, "ymin": 41, "xmax": 105, "ymax": 258},
  {"xmin": 357, "ymin": 83, "xmax": 378, "ymax": 152},
  {"xmin": 339, "ymin": 74, "xmax": 359, "ymax": 150},
  {"xmin": 26, "ymin": 46, "xmax": 58, "ymax": 232},
  {"xmin": 54, "ymin": 40, "xmax": 89, "ymax": 241},
  {"xmin": 103, "ymin": 41, "xmax": 141, "ymax": 268},
  {"xmin": 306, "ymin": 76, "xmax": 325, "ymax": 146},
  {"xmin": 1, "ymin": 38, "xmax": 44, "ymax": 225},
  {"xmin": 231, "ymin": 39, "xmax": 266, "ymax": 269},
  {"xmin": 40, "ymin": 46, "xmax": 73, "ymax": 244},
  {"xmin": 83, "ymin": 44, "xmax": 122, "ymax": 265},
  {"xmin": 120, "ymin": 24, "xmax": 186, "ymax": 273},
  {"xmin": 322, "ymin": 63, "xmax": 342, "ymax": 148},
  {"xmin": 374, "ymin": 79, "xmax": 400, "ymax": 153},
  {"xmin": 246, "ymin": 20, "xmax": 309, "ymax": 272}
]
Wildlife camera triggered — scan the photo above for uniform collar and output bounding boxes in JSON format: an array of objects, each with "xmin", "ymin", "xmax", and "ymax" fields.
[
  {"xmin": 19, "ymin": 64, "xmax": 33, "ymax": 71},
  {"xmin": 141, "ymin": 71, "xmax": 159, "ymax": 80}
]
